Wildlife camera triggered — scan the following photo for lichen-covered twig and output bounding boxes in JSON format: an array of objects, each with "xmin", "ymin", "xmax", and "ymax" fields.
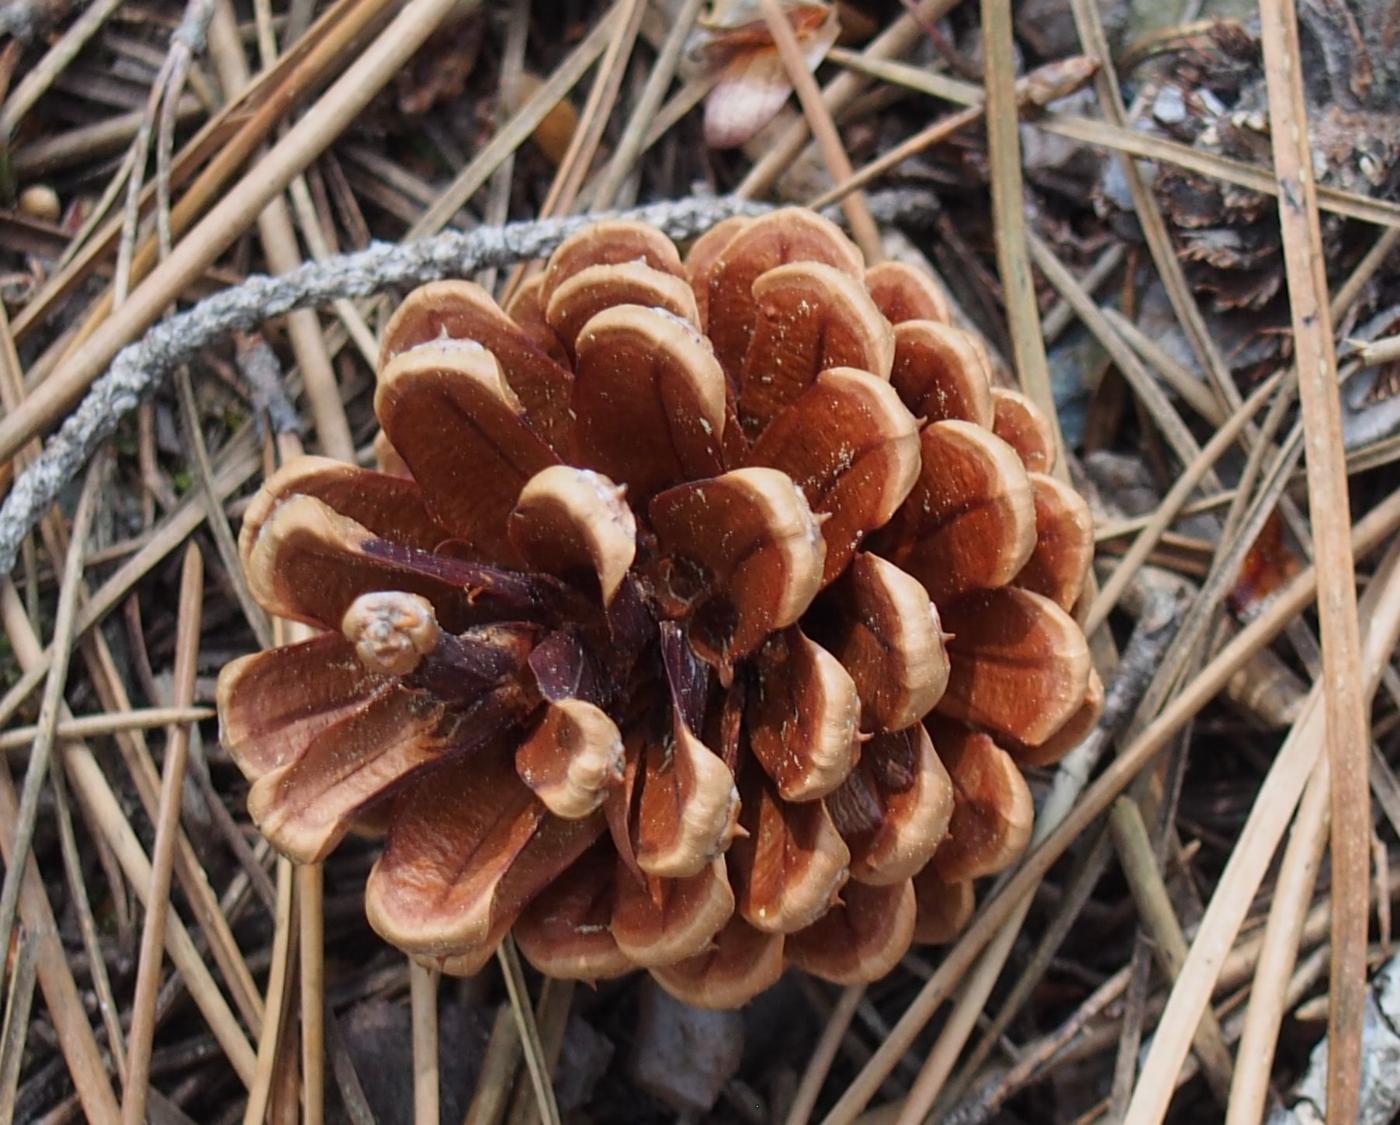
[
  {"xmin": 0, "ymin": 196, "xmax": 768, "ymax": 578},
  {"xmin": 1267, "ymin": 953, "xmax": 1400, "ymax": 1125}
]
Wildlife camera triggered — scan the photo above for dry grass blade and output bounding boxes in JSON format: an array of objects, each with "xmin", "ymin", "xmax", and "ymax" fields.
[
  {"xmin": 1100, "ymin": 307, "xmax": 1225, "ymax": 426},
  {"xmin": 0, "ymin": 0, "xmax": 128, "ymax": 137},
  {"xmin": 175, "ymin": 364, "xmax": 271, "ymax": 646},
  {"xmin": 464, "ymin": 1004, "xmax": 523, "ymax": 1125},
  {"xmin": 410, "ymin": 960, "xmax": 439, "ymax": 1125},
  {"xmin": 937, "ymin": 834, "xmax": 1115, "ymax": 1118},
  {"xmin": 1028, "ymin": 232, "xmax": 1205, "ymax": 471},
  {"xmin": 1257, "ymin": 0, "xmax": 1370, "ymax": 1115},
  {"xmin": 83, "ymin": 625, "xmax": 267, "ymax": 1037},
  {"xmin": 785, "ymin": 984, "xmax": 865, "ymax": 1125},
  {"xmin": 939, "ymin": 591, "xmax": 1184, "ymax": 1114},
  {"xmin": 0, "ymin": 707, "xmax": 216, "ymax": 753},
  {"xmin": 0, "ymin": 0, "xmax": 472, "ymax": 467},
  {"xmin": 59, "ymin": 744, "xmax": 260, "ymax": 1085},
  {"xmin": 979, "ymin": 0, "xmax": 1058, "ymax": 447},
  {"xmin": 407, "ymin": 10, "xmax": 618, "ymax": 239},
  {"xmin": 22, "ymin": 485, "xmax": 269, "ymax": 1044},
  {"xmin": 1064, "ymin": 0, "xmax": 1235, "ymax": 412},
  {"xmin": 1109, "ymin": 798, "xmax": 1233, "ymax": 1102},
  {"xmin": 0, "ymin": 936, "xmax": 38, "ymax": 1125},
  {"xmin": 1226, "ymin": 753, "xmax": 1331, "ymax": 1123},
  {"xmin": 498, "ymin": 0, "xmax": 644, "ymax": 299},
  {"xmin": 12, "ymin": 0, "xmax": 401, "ymax": 344},
  {"xmin": 473, "ymin": 1, "xmax": 528, "ymax": 293},
  {"xmin": 1084, "ymin": 373, "xmax": 1282, "ymax": 635},
  {"xmin": 0, "ymin": 587, "xmax": 256, "ymax": 1097},
  {"xmin": 497, "ymin": 937, "xmax": 561, "ymax": 1125},
  {"xmin": 806, "ymin": 57, "xmax": 1096, "ymax": 214},
  {"xmin": 894, "ymin": 590, "xmax": 1180, "ymax": 1122},
  {"xmin": 896, "ymin": 902, "xmax": 1028, "ymax": 1124},
  {"xmin": 46, "ymin": 734, "xmax": 128, "ymax": 1089},
  {"xmin": 122, "ymin": 545, "xmax": 204, "ymax": 1124},
  {"xmin": 589, "ymin": 0, "xmax": 705, "ymax": 209},
  {"xmin": 536, "ymin": 0, "xmax": 646, "ymax": 221},
  {"xmin": 0, "ymin": 458, "xmax": 103, "ymax": 999},
  {"xmin": 1125, "ymin": 537, "xmax": 1400, "ymax": 1121},
  {"xmin": 0, "ymin": 748, "xmax": 121, "ymax": 1122},
  {"xmin": 1357, "ymin": 333, "xmax": 1400, "ymax": 369},
  {"xmin": 759, "ymin": 0, "xmax": 881, "ymax": 262},
  {"xmin": 0, "ymin": 432, "xmax": 259, "ymax": 733},
  {"xmin": 299, "ymin": 863, "xmax": 326, "ymax": 1125},
  {"xmin": 244, "ymin": 858, "xmax": 298, "ymax": 1124},
  {"xmin": 205, "ymin": 0, "xmax": 354, "ymax": 463},
  {"xmin": 737, "ymin": 0, "xmax": 961, "ymax": 199},
  {"xmin": 505, "ymin": 980, "xmax": 574, "ymax": 1125},
  {"xmin": 961, "ymin": 958, "xmax": 1129, "ymax": 1121},
  {"xmin": 819, "ymin": 489, "xmax": 1400, "ymax": 1123},
  {"xmin": 807, "ymin": 100, "xmax": 984, "ymax": 212}
]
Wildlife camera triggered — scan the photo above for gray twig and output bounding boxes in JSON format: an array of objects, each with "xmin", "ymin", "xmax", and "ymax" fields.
[
  {"xmin": 0, "ymin": 195, "xmax": 769, "ymax": 577},
  {"xmin": 1268, "ymin": 953, "xmax": 1400, "ymax": 1125},
  {"xmin": 234, "ymin": 332, "xmax": 300, "ymax": 438}
]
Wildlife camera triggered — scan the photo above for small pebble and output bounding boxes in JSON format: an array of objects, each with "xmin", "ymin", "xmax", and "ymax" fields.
[
  {"xmin": 18, "ymin": 185, "xmax": 61, "ymax": 223},
  {"xmin": 630, "ymin": 979, "xmax": 743, "ymax": 1115}
]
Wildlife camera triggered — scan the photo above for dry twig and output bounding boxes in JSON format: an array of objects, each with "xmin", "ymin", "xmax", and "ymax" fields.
[{"xmin": 0, "ymin": 196, "xmax": 765, "ymax": 579}]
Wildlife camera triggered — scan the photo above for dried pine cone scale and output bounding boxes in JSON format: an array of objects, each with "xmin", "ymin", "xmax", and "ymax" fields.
[{"xmin": 218, "ymin": 208, "xmax": 1100, "ymax": 1008}]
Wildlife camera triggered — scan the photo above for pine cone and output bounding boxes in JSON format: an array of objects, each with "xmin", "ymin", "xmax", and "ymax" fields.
[{"xmin": 217, "ymin": 208, "xmax": 1099, "ymax": 1008}]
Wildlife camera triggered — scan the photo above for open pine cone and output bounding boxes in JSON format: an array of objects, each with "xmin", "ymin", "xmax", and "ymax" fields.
[{"xmin": 217, "ymin": 208, "xmax": 1100, "ymax": 1008}]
